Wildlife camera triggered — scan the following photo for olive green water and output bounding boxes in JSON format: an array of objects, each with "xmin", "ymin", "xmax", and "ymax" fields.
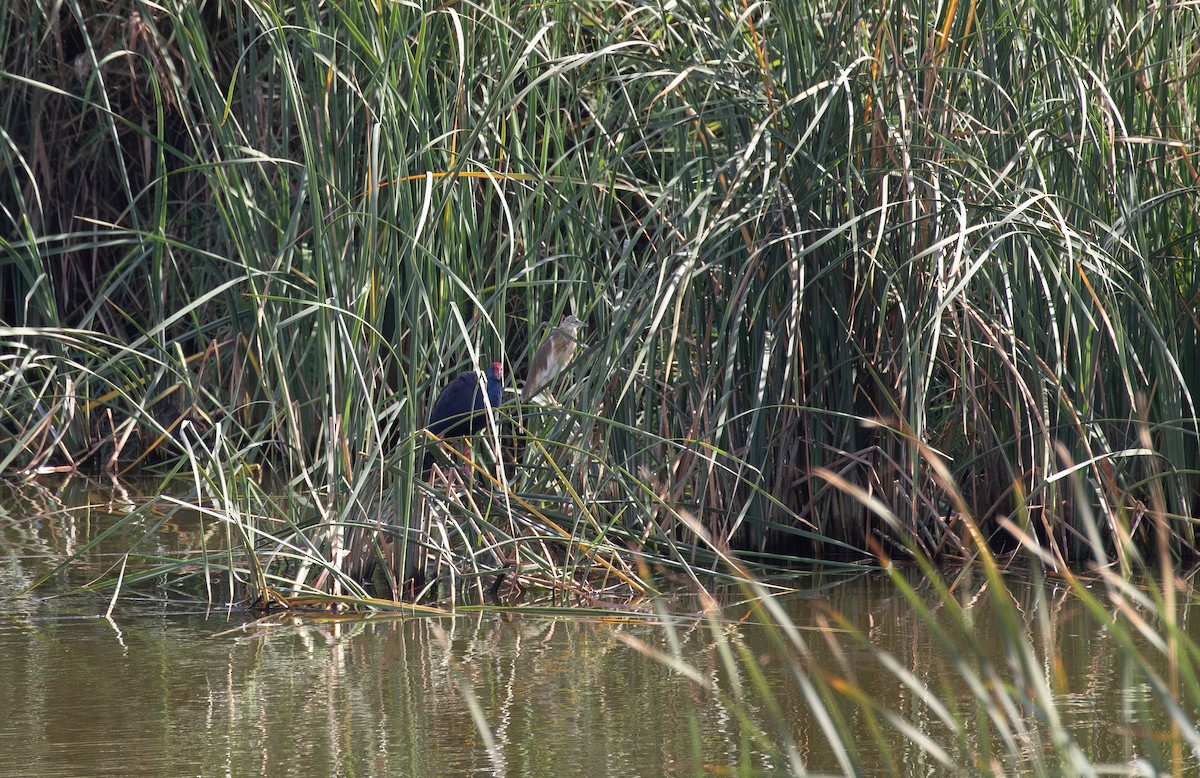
[{"xmin": 0, "ymin": 477, "xmax": 1190, "ymax": 777}]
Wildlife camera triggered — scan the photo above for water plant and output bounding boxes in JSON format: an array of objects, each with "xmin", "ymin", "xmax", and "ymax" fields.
[
  {"xmin": 5, "ymin": 0, "xmax": 1196, "ymax": 593},
  {"xmin": 2, "ymin": 0, "xmax": 1199, "ymax": 770}
]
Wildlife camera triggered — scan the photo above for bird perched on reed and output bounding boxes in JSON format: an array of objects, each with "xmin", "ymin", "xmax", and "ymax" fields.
[
  {"xmin": 522, "ymin": 314, "xmax": 585, "ymax": 403},
  {"xmin": 423, "ymin": 360, "xmax": 504, "ymax": 475}
]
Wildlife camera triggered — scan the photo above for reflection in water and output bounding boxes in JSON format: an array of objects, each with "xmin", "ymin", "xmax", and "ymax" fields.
[
  {"xmin": 0, "ymin": 609, "xmax": 756, "ymax": 777},
  {"xmin": 0, "ymin": 477, "xmax": 1194, "ymax": 776}
]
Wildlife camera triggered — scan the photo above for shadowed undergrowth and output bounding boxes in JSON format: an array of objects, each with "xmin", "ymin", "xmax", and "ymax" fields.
[
  {"xmin": 1, "ymin": 0, "xmax": 1198, "ymax": 620},
  {"xmin": 3, "ymin": 1, "xmax": 1197, "ymax": 584}
]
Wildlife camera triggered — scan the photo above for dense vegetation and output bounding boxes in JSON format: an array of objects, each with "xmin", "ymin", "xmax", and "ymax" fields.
[
  {"xmin": 5, "ymin": 0, "xmax": 1198, "ymax": 582},
  {"xmin": 5, "ymin": 1, "xmax": 1200, "ymax": 773}
]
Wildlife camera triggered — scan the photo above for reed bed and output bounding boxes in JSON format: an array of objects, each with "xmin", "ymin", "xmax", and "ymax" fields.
[
  {"xmin": 3, "ymin": 0, "xmax": 1197, "ymax": 581},
  {"xmin": 2, "ymin": 0, "xmax": 1200, "ymax": 769}
]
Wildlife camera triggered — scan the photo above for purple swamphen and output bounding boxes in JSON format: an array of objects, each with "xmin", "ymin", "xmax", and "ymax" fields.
[{"xmin": 423, "ymin": 361, "xmax": 504, "ymax": 475}]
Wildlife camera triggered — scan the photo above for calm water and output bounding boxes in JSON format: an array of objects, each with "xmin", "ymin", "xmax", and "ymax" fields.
[{"xmin": 0, "ymin": 476, "xmax": 1190, "ymax": 776}]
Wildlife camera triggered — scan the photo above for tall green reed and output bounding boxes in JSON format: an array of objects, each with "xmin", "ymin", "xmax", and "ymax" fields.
[{"xmin": 1, "ymin": 0, "xmax": 1198, "ymax": 603}]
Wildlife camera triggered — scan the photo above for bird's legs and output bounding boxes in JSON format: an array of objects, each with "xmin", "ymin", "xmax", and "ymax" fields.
[
  {"xmin": 428, "ymin": 439, "xmax": 472, "ymax": 487},
  {"xmin": 460, "ymin": 440, "xmax": 474, "ymax": 481}
]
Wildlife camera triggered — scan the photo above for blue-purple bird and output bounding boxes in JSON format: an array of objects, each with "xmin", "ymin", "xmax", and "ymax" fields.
[{"xmin": 423, "ymin": 361, "xmax": 504, "ymax": 475}]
